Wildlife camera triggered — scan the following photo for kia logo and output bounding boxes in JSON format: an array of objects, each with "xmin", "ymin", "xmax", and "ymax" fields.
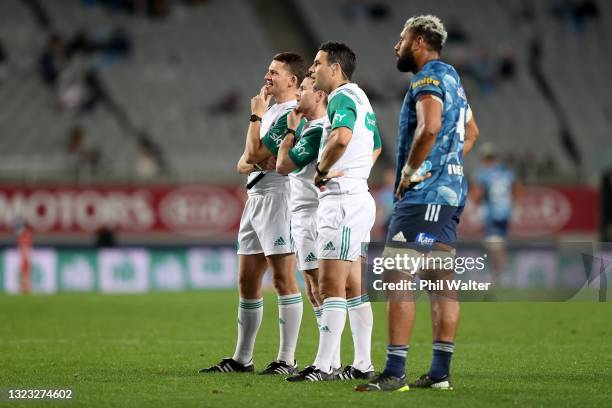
[{"xmin": 159, "ymin": 186, "xmax": 240, "ymax": 236}]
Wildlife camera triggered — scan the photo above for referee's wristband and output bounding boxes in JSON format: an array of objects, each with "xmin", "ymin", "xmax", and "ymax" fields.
[
  {"xmin": 401, "ymin": 165, "xmax": 417, "ymax": 179},
  {"xmin": 315, "ymin": 162, "xmax": 329, "ymax": 177}
]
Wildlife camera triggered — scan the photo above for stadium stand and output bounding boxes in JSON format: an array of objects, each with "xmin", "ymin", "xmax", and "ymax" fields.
[
  {"xmin": 0, "ymin": 0, "xmax": 271, "ymax": 182},
  {"xmin": 294, "ymin": 0, "xmax": 612, "ymax": 181},
  {"xmin": 0, "ymin": 0, "xmax": 610, "ymax": 183}
]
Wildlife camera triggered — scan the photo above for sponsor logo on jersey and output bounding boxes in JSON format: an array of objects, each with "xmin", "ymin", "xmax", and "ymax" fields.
[
  {"xmin": 447, "ymin": 164, "xmax": 464, "ymax": 176},
  {"xmin": 268, "ymin": 130, "xmax": 284, "ymax": 147},
  {"xmin": 412, "ymin": 77, "xmax": 440, "ymax": 89},
  {"xmin": 294, "ymin": 139, "xmax": 310, "ymax": 157},
  {"xmin": 333, "ymin": 113, "xmax": 347, "ymax": 124},
  {"xmin": 415, "ymin": 232, "xmax": 436, "ymax": 247},
  {"xmin": 457, "ymin": 85, "xmax": 467, "ymax": 100}
]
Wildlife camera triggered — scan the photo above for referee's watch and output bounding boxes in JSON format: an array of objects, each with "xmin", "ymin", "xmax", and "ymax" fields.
[
  {"xmin": 250, "ymin": 114, "xmax": 262, "ymax": 123},
  {"xmin": 315, "ymin": 162, "xmax": 329, "ymax": 177}
]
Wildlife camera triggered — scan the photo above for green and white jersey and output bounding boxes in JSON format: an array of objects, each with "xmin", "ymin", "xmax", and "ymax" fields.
[
  {"xmin": 288, "ymin": 116, "xmax": 328, "ymax": 211},
  {"xmin": 246, "ymin": 100, "xmax": 296, "ymax": 194},
  {"xmin": 318, "ymin": 83, "xmax": 379, "ymax": 198}
]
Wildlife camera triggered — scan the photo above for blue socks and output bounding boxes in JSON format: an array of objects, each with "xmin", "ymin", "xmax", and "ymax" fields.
[
  {"xmin": 383, "ymin": 345, "xmax": 409, "ymax": 378},
  {"xmin": 429, "ymin": 340, "xmax": 455, "ymax": 380},
  {"xmin": 383, "ymin": 341, "xmax": 455, "ymax": 380}
]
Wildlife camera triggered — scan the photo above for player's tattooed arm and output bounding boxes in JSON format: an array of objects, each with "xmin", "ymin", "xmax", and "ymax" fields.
[
  {"xmin": 396, "ymin": 95, "xmax": 440, "ymax": 198},
  {"xmin": 407, "ymin": 95, "xmax": 442, "ymax": 168},
  {"xmin": 244, "ymin": 86, "xmax": 273, "ymax": 164},
  {"xmin": 463, "ymin": 106, "xmax": 479, "ymax": 157}
]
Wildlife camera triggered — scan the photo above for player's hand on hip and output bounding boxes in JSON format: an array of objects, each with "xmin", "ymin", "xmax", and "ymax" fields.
[
  {"xmin": 395, "ymin": 172, "xmax": 431, "ymax": 200},
  {"xmin": 314, "ymin": 170, "xmax": 345, "ymax": 192},
  {"xmin": 287, "ymin": 109, "xmax": 304, "ymax": 131},
  {"xmin": 251, "ymin": 86, "xmax": 272, "ymax": 117}
]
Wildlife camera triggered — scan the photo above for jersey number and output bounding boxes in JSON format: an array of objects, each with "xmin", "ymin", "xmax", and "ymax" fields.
[{"xmin": 456, "ymin": 107, "xmax": 466, "ymax": 142}]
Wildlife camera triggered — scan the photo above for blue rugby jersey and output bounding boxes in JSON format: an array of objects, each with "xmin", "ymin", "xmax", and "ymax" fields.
[
  {"xmin": 476, "ymin": 164, "xmax": 515, "ymax": 221},
  {"xmin": 395, "ymin": 59, "xmax": 469, "ymax": 207}
]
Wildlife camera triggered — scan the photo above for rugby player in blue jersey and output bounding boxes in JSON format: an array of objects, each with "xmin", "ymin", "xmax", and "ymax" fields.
[
  {"xmin": 473, "ymin": 142, "xmax": 518, "ymax": 284},
  {"xmin": 357, "ymin": 15, "xmax": 479, "ymax": 392}
]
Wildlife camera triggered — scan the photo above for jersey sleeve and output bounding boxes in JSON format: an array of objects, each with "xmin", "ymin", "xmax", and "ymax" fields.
[
  {"xmin": 373, "ymin": 126, "xmax": 381, "ymax": 150},
  {"xmin": 410, "ymin": 73, "xmax": 445, "ymax": 101},
  {"xmin": 288, "ymin": 126, "xmax": 323, "ymax": 169},
  {"xmin": 365, "ymin": 112, "xmax": 381, "ymax": 150},
  {"xmin": 261, "ymin": 112, "xmax": 292, "ymax": 156},
  {"xmin": 327, "ymin": 93, "xmax": 357, "ymax": 131}
]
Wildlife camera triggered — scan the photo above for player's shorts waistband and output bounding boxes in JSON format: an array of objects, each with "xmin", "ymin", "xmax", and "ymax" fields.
[
  {"xmin": 319, "ymin": 190, "xmax": 372, "ymax": 201},
  {"xmin": 247, "ymin": 188, "xmax": 290, "ymax": 197}
]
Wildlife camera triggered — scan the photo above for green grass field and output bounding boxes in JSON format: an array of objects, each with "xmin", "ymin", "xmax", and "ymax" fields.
[{"xmin": 1, "ymin": 291, "xmax": 611, "ymax": 407}]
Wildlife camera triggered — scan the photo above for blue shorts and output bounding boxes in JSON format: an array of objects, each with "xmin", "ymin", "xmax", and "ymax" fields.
[
  {"xmin": 484, "ymin": 219, "xmax": 509, "ymax": 238},
  {"xmin": 386, "ymin": 203, "xmax": 465, "ymax": 247}
]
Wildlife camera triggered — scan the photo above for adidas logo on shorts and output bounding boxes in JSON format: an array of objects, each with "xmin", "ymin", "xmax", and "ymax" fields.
[
  {"xmin": 274, "ymin": 237, "xmax": 286, "ymax": 246},
  {"xmin": 392, "ymin": 231, "xmax": 407, "ymax": 242},
  {"xmin": 323, "ymin": 241, "xmax": 335, "ymax": 251},
  {"xmin": 319, "ymin": 325, "xmax": 331, "ymax": 333},
  {"xmin": 305, "ymin": 252, "xmax": 317, "ymax": 262}
]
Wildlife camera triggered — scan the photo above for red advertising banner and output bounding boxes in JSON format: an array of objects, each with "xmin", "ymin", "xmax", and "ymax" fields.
[
  {"xmin": 0, "ymin": 184, "xmax": 599, "ymax": 239},
  {"xmin": 456, "ymin": 185, "xmax": 599, "ymax": 238},
  {"xmin": 0, "ymin": 185, "xmax": 245, "ymax": 238}
]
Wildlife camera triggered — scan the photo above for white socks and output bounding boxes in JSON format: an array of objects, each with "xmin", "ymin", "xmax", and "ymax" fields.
[
  {"xmin": 313, "ymin": 305, "xmax": 341, "ymax": 369},
  {"xmin": 277, "ymin": 293, "xmax": 303, "ymax": 363},
  {"xmin": 313, "ymin": 297, "xmax": 347, "ymax": 373},
  {"xmin": 232, "ymin": 297, "xmax": 263, "ymax": 365},
  {"xmin": 347, "ymin": 295, "xmax": 373, "ymax": 372}
]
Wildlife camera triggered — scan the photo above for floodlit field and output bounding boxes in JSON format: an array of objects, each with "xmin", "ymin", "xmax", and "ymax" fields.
[{"xmin": 1, "ymin": 292, "xmax": 611, "ymax": 407}]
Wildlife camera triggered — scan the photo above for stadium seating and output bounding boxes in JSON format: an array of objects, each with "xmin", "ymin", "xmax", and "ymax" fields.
[{"xmin": 0, "ymin": 0, "xmax": 610, "ymax": 182}]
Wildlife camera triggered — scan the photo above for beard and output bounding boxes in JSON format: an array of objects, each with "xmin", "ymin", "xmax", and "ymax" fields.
[{"xmin": 396, "ymin": 51, "xmax": 416, "ymax": 73}]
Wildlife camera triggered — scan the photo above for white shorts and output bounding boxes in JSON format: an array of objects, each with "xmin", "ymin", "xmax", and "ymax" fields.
[
  {"xmin": 291, "ymin": 207, "xmax": 318, "ymax": 271},
  {"xmin": 237, "ymin": 191, "xmax": 293, "ymax": 256},
  {"xmin": 317, "ymin": 192, "xmax": 376, "ymax": 261}
]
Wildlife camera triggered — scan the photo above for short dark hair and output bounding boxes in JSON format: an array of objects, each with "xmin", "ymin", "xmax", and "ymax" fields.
[
  {"xmin": 273, "ymin": 52, "xmax": 307, "ymax": 84},
  {"xmin": 318, "ymin": 42, "xmax": 356, "ymax": 80}
]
